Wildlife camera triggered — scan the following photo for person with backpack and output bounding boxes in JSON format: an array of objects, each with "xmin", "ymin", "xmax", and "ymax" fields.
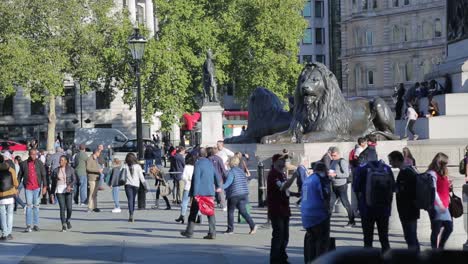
[
  {"xmin": 460, "ymin": 145, "xmax": 468, "ymax": 183},
  {"xmin": 302, "ymin": 162, "xmax": 331, "ymax": 263},
  {"xmin": 388, "ymin": 151, "xmax": 420, "ymax": 251},
  {"xmin": 328, "ymin": 147, "xmax": 355, "ymax": 227},
  {"xmin": 427, "ymin": 152, "xmax": 453, "ymax": 249},
  {"xmin": 358, "ymin": 134, "xmax": 378, "ymax": 165},
  {"xmin": 353, "ymin": 158, "xmax": 395, "ymax": 252},
  {"xmin": 0, "ymin": 154, "xmax": 19, "ymax": 240}
]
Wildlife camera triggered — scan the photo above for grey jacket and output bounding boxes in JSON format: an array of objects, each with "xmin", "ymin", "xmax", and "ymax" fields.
[
  {"xmin": 50, "ymin": 165, "xmax": 77, "ymax": 193},
  {"xmin": 330, "ymin": 158, "xmax": 349, "ymax": 186}
]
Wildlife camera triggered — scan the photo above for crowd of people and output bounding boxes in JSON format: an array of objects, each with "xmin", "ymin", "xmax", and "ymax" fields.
[{"xmin": 0, "ymin": 136, "xmax": 467, "ymax": 264}]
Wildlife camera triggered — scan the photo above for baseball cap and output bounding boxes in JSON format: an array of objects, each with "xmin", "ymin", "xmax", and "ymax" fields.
[
  {"xmin": 272, "ymin": 153, "xmax": 288, "ymax": 163},
  {"xmin": 2, "ymin": 151, "xmax": 12, "ymax": 160}
]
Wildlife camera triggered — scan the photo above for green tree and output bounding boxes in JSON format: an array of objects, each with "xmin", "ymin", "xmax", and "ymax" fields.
[{"xmin": 0, "ymin": 0, "xmax": 133, "ymax": 151}]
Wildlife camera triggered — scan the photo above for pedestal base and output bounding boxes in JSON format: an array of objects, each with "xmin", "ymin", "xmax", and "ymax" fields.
[{"xmin": 200, "ymin": 103, "xmax": 224, "ymax": 147}]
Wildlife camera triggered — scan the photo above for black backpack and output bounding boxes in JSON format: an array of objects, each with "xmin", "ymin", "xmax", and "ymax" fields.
[
  {"xmin": 459, "ymin": 157, "xmax": 467, "ymax": 175},
  {"xmin": 412, "ymin": 169, "xmax": 435, "ymax": 211},
  {"xmin": 365, "ymin": 160, "xmax": 394, "ymax": 207}
]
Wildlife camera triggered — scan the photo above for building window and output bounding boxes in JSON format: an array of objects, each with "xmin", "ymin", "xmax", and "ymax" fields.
[
  {"xmin": 352, "ymin": 0, "xmax": 357, "ymax": 12},
  {"xmin": 366, "ymin": 31, "xmax": 373, "ymax": 46},
  {"xmin": 422, "ymin": 60, "xmax": 432, "ymax": 76},
  {"xmin": 303, "ymin": 28, "xmax": 313, "ymax": 44},
  {"xmin": 314, "ymin": 1, "xmax": 323, "ymax": 18},
  {"xmin": 31, "ymin": 101, "xmax": 45, "ymax": 115},
  {"xmin": 315, "ymin": 28, "xmax": 324, "ymax": 44},
  {"xmin": 372, "ymin": 0, "xmax": 378, "ymax": 9},
  {"xmin": 422, "ymin": 21, "xmax": 432, "ymax": 39},
  {"xmin": 434, "ymin": 18, "xmax": 442, "ymax": 38},
  {"xmin": 62, "ymin": 86, "xmax": 76, "ymax": 114},
  {"xmin": 95, "ymin": 90, "xmax": 112, "ymax": 110},
  {"xmin": 303, "ymin": 0, "xmax": 311, "ymax": 17},
  {"xmin": 403, "ymin": 25, "xmax": 410, "ymax": 42},
  {"xmin": 367, "ymin": 70, "xmax": 374, "ymax": 85},
  {"xmin": 363, "ymin": 0, "xmax": 368, "ymax": 10},
  {"xmin": 404, "ymin": 0, "xmax": 410, "ymax": 5},
  {"xmin": 226, "ymin": 83, "xmax": 234, "ymax": 96},
  {"xmin": 316, "ymin": 55, "xmax": 326, "ymax": 64},
  {"xmin": 355, "ymin": 66, "xmax": 362, "ymax": 88},
  {"xmin": 392, "ymin": 25, "xmax": 400, "ymax": 43},
  {"xmin": 0, "ymin": 96, "xmax": 13, "ymax": 116},
  {"xmin": 123, "ymin": 0, "xmax": 127, "ymax": 7},
  {"xmin": 405, "ymin": 62, "xmax": 413, "ymax": 81},
  {"xmin": 393, "ymin": 0, "xmax": 399, "ymax": 7},
  {"xmin": 303, "ymin": 55, "xmax": 313, "ymax": 63},
  {"xmin": 136, "ymin": 5, "xmax": 145, "ymax": 25}
]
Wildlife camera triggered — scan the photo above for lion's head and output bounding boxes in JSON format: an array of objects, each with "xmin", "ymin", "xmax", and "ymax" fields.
[{"xmin": 292, "ymin": 62, "xmax": 352, "ymax": 135}]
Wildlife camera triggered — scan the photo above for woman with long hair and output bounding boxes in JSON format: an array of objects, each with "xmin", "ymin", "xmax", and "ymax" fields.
[
  {"xmin": 149, "ymin": 165, "xmax": 171, "ymax": 210},
  {"xmin": 402, "ymin": 147, "xmax": 416, "ymax": 167},
  {"xmin": 427, "ymin": 152, "xmax": 453, "ymax": 249},
  {"xmin": 50, "ymin": 155, "xmax": 76, "ymax": 232},
  {"xmin": 122, "ymin": 153, "xmax": 147, "ymax": 222},
  {"xmin": 175, "ymin": 154, "xmax": 195, "ymax": 224}
]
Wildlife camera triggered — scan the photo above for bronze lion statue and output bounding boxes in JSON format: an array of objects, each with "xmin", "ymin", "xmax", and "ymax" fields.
[{"xmin": 261, "ymin": 62, "xmax": 398, "ymax": 143}]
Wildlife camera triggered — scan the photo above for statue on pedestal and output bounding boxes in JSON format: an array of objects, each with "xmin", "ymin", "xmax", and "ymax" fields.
[{"xmin": 202, "ymin": 49, "xmax": 218, "ymax": 103}]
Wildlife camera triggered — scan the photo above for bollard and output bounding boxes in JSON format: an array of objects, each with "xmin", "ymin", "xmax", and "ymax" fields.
[
  {"xmin": 463, "ymin": 183, "xmax": 468, "ymax": 251},
  {"xmin": 258, "ymin": 161, "xmax": 266, "ymax": 207}
]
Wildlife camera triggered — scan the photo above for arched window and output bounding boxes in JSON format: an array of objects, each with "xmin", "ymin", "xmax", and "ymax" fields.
[
  {"xmin": 392, "ymin": 25, "xmax": 400, "ymax": 43},
  {"xmin": 405, "ymin": 62, "xmax": 413, "ymax": 81},
  {"xmin": 422, "ymin": 21, "xmax": 432, "ymax": 39},
  {"xmin": 367, "ymin": 70, "xmax": 375, "ymax": 85},
  {"xmin": 434, "ymin": 18, "xmax": 442, "ymax": 38}
]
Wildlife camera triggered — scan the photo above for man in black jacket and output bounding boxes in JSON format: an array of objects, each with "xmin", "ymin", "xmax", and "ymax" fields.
[
  {"xmin": 388, "ymin": 151, "xmax": 420, "ymax": 251},
  {"xmin": 170, "ymin": 147, "xmax": 185, "ymax": 204},
  {"xmin": 18, "ymin": 149, "xmax": 47, "ymax": 233},
  {"xmin": 358, "ymin": 134, "xmax": 378, "ymax": 165}
]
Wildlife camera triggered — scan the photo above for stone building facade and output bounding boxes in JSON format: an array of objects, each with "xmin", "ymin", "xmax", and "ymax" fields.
[
  {"xmin": 340, "ymin": 0, "xmax": 446, "ymax": 99},
  {"xmin": 0, "ymin": 0, "xmax": 162, "ymax": 148}
]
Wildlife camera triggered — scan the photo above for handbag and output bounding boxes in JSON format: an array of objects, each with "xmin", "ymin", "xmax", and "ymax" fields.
[
  {"xmin": 449, "ymin": 190, "xmax": 463, "ymax": 218},
  {"xmin": 159, "ymin": 179, "xmax": 172, "ymax": 197},
  {"xmin": 118, "ymin": 167, "xmax": 127, "ymax": 186},
  {"xmin": 195, "ymin": 195, "xmax": 215, "ymax": 216}
]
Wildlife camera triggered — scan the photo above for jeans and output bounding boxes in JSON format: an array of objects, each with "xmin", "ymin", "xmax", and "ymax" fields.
[
  {"xmin": 15, "ymin": 183, "xmax": 26, "ymax": 209},
  {"xmin": 56, "ymin": 193, "xmax": 73, "ymax": 224},
  {"xmin": 304, "ymin": 218, "xmax": 330, "ymax": 264},
  {"xmin": 186, "ymin": 198, "xmax": 216, "ymax": 235},
  {"xmin": 144, "ymin": 159, "xmax": 153, "ymax": 173},
  {"xmin": 227, "ymin": 194, "xmax": 255, "ymax": 232},
  {"xmin": 401, "ymin": 219, "xmax": 420, "ymax": 251},
  {"xmin": 430, "ymin": 220, "xmax": 453, "ymax": 249},
  {"xmin": 361, "ymin": 215, "xmax": 390, "ymax": 252},
  {"xmin": 112, "ymin": 186, "xmax": 120, "ymax": 208},
  {"xmin": 180, "ymin": 190, "xmax": 190, "ymax": 216},
  {"xmin": 406, "ymin": 119, "xmax": 416, "ymax": 138},
  {"xmin": 0, "ymin": 204, "xmax": 14, "ymax": 237},
  {"xmin": 270, "ymin": 216, "xmax": 290, "ymax": 264},
  {"xmin": 76, "ymin": 175, "xmax": 88, "ymax": 204},
  {"xmin": 25, "ymin": 188, "xmax": 41, "ymax": 226},
  {"xmin": 330, "ymin": 184, "xmax": 354, "ymax": 222},
  {"xmin": 125, "ymin": 185, "xmax": 138, "ymax": 216},
  {"xmin": 88, "ymin": 180, "xmax": 98, "ymax": 210}
]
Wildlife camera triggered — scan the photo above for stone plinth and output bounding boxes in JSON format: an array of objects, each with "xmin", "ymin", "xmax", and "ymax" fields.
[{"xmin": 200, "ymin": 103, "xmax": 224, "ymax": 147}]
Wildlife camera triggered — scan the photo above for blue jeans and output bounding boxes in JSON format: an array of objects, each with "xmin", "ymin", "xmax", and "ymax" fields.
[
  {"xmin": 227, "ymin": 194, "xmax": 255, "ymax": 232},
  {"xmin": 15, "ymin": 183, "xmax": 26, "ymax": 209},
  {"xmin": 125, "ymin": 185, "xmax": 138, "ymax": 215},
  {"xmin": 112, "ymin": 186, "xmax": 120, "ymax": 208},
  {"xmin": 25, "ymin": 188, "xmax": 41, "ymax": 226},
  {"xmin": 76, "ymin": 175, "xmax": 88, "ymax": 204},
  {"xmin": 145, "ymin": 160, "xmax": 153, "ymax": 173},
  {"xmin": 401, "ymin": 219, "xmax": 420, "ymax": 251},
  {"xmin": 180, "ymin": 190, "xmax": 190, "ymax": 216},
  {"xmin": 0, "ymin": 204, "xmax": 14, "ymax": 237}
]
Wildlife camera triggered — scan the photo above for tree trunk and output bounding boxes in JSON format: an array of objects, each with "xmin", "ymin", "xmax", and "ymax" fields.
[{"xmin": 47, "ymin": 95, "xmax": 56, "ymax": 153}]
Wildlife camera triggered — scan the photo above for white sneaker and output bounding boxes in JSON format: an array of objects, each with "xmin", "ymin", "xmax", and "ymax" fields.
[
  {"xmin": 222, "ymin": 207, "xmax": 227, "ymax": 212},
  {"xmin": 79, "ymin": 203, "xmax": 86, "ymax": 207},
  {"xmin": 112, "ymin": 208, "xmax": 121, "ymax": 213}
]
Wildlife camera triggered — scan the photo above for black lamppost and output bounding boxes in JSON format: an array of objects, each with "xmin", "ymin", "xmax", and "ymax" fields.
[{"xmin": 128, "ymin": 28, "xmax": 147, "ymax": 161}]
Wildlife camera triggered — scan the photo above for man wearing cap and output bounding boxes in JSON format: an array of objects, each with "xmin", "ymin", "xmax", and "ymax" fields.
[
  {"xmin": 18, "ymin": 149, "xmax": 47, "ymax": 233},
  {"xmin": 267, "ymin": 153, "xmax": 298, "ymax": 264}
]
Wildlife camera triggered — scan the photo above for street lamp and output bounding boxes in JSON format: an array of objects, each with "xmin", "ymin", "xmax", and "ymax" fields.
[{"xmin": 128, "ymin": 28, "xmax": 147, "ymax": 161}]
